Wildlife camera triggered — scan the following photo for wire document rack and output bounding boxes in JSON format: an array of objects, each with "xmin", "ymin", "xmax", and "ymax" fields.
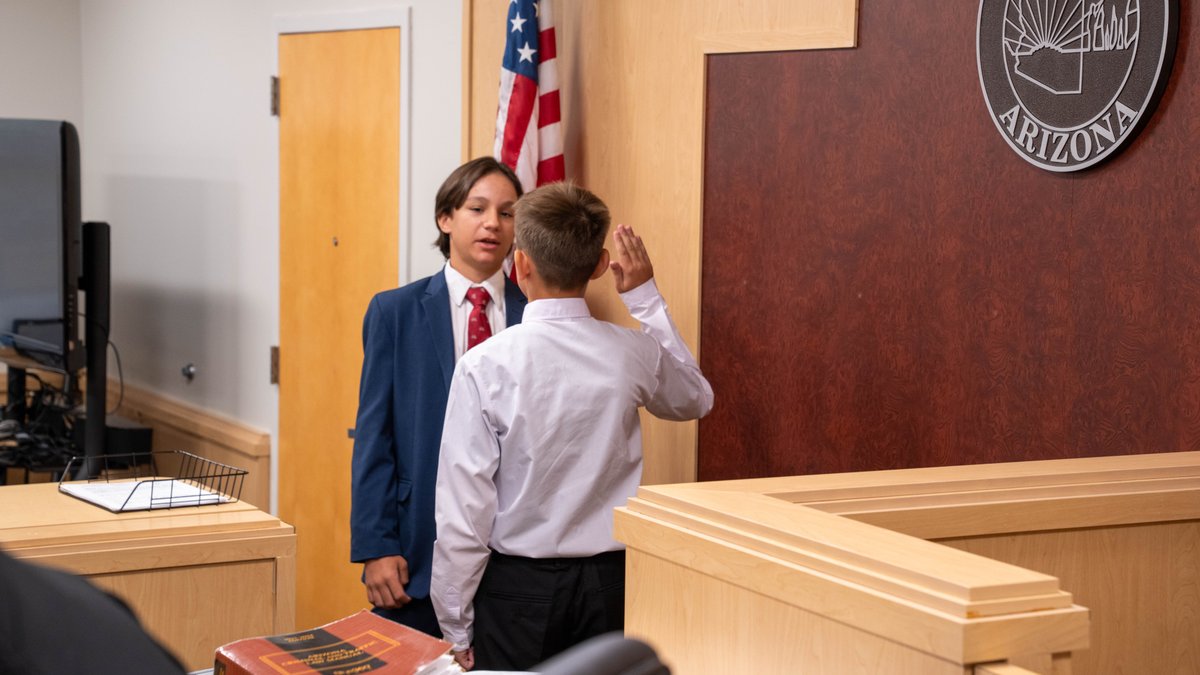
[{"xmin": 58, "ymin": 451, "xmax": 247, "ymax": 512}]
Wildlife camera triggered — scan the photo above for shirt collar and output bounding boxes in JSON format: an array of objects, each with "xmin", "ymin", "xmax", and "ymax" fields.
[
  {"xmin": 523, "ymin": 297, "xmax": 591, "ymax": 321},
  {"xmin": 444, "ymin": 264, "xmax": 507, "ymax": 310}
]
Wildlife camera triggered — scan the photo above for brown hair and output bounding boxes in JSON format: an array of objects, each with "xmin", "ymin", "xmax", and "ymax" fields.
[
  {"xmin": 433, "ymin": 157, "xmax": 523, "ymax": 258},
  {"xmin": 514, "ymin": 182, "xmax": 611, "ymax": 290}
]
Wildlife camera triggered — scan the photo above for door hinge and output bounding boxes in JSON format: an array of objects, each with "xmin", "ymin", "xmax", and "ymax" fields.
[
  {"xmin": 270, "ymin": 345, "xmax": 280, "ymax": 384},
  {"xmin": 270, "ymin": 76, "xmax": 280, "ymax": 117}
]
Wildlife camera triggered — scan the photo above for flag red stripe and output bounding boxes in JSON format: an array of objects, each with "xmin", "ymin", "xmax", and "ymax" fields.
[
  {"xmin": 540, "ymin": 27, "xmax": 557, "ymax": 61},
  {"xmin": 537, "ymin": 156, "xmax": 565, "ymax": 185},
  {"xmin": 500, "ymin": 74, "xmax": 538, "ymax": 167},
  {"xmin": 539, "ymin": 90, "xmax": 561, "ymax": 127},
  {"xmin": 496, "ymin": 1, "xmax": 564, "ymax": 194}
]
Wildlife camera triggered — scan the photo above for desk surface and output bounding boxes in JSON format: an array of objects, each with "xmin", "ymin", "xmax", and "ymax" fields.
[
  {"xmin": 0, "ymin": 481, "xmax": 296, "ymax": 671},
  {"xmin": 0, "ymin": 344, "xmax": 62, "ymax": 373},
  {"xmin": 0, "ymin": 481, "xmax": 287, "ymax": 552}
]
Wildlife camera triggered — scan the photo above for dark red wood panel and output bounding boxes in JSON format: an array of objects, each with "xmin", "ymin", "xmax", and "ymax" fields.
[{"xmin": 699, "ymin": 3, "xmax": 1197, "ymax": 480}]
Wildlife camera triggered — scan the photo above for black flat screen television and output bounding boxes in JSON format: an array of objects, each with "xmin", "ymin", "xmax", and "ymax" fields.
[
  {"xmin": 1, "ymin": 118, "xmax": 110, "ymax": 474},
  {"xmin": 0, "ymin": 118, "xmax": 83, "ymax": 375}
]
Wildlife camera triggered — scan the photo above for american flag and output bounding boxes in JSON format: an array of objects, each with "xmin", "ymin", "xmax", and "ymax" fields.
[{"xmin": 494, "ymin": 0, "xmax": 564, "ymax": 191}]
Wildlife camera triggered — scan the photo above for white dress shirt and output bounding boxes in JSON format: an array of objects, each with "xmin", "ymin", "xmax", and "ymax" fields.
[
  {"xmin": 443, "ymin": 264, "xmax": 508, "ymax": 362},
  {"xmin": 431, "ymin": 279, "xmax": 714, "ymax": 650}
]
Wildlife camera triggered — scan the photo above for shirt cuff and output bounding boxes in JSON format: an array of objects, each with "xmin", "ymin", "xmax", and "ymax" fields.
[
  {"xmin": 444, "ymin": 627, "xmax": 470, "ymax": 653},
  {"xmin": 619, "ymin": 278, "xmax": 659, "ymax": 307}
]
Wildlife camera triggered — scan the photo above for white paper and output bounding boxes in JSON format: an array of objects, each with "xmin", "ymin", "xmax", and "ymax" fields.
[
  {"xmin": 60, "ymin": 479, "xmax": 232, "ymax": 512},
  {"xmin": 413, "ymin": 654, "xmax": 463, "ymax": 675}
]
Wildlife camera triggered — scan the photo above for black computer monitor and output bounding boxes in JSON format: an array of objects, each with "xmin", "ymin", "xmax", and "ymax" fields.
[
  {"xmin": 0, "ymin": 118, "xmax": 83, "ymax": 375},
  {"xmin": 1, "ymin": 119, "xmax": 108, "ymax": 473}
]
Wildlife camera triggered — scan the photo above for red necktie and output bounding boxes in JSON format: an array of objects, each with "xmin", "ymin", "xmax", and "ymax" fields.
[{"xmin": 466, "ymin": 287, "xmax": 493, "ymax": 350}]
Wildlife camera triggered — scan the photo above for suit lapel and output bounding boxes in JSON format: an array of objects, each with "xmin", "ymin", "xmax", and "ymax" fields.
[
  {"xmin": 422, "ymin": 272, "xmax": 455, "ymax": 391},
  {"xmin": 425, "ymin": 273, "xmax": 525, "ymax": 391},
  {"xmin": 504, "ymin": 277, "xmax": 527, "ymax": 326}
]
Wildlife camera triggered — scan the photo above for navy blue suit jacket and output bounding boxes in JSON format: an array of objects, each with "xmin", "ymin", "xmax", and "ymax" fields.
[{"xmin": 350, "ymin": 270, "xmax": 526, "ymax": 599}]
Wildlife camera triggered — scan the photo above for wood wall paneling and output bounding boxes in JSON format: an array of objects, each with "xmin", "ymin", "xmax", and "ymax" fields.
[
  {"xmin": 699, "ymin": 1, "xmax": 1199, "ymax": 479},
  {"xmin": 90, "ymin": 560, "xmax": 277, "ymax": 669},
  {"xmin": 464, "ymin": 0, "xmax": 858, "ymax": 484},
  {"xmin": 625, "ymin": 550, "xmax": 973, "ymax": 675},
  {"xmin": 941, "ymin": 520, "xmax": 1200, "ymax": 675}
]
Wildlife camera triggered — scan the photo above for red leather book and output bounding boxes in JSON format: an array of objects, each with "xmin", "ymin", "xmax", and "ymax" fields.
[{"xmin": 214, "ymin": 610, "xmax": 453, "ymax": 674}]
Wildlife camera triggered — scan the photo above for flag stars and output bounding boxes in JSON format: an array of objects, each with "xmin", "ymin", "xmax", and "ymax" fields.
[
  {"xmin": 510, "ymin": 13, "xmax": 526, "ymax": 33},
  {"xmin": 517, "ymin": 42, "xmax": 537, "ymax": 63}
]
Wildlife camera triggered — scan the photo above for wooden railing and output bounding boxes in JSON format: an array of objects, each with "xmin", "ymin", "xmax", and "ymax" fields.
[{"xmin": 615, "ymin": 452, "xmax": 1200, "ymax": 674}]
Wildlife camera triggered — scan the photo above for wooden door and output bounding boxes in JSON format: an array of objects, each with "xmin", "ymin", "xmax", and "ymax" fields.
[{"xmin": 279, "ymin": 27, "xmax": 400, "ymax": 628}]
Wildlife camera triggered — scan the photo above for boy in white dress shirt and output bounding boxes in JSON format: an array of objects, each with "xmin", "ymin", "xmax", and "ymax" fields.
[{"xmin": 431, "ymin": 182, "xmax": 714, "ymax": 670}]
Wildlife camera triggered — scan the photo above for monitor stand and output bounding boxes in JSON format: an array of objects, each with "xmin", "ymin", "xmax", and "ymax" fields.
[{"xmin": 77, "ymin": 221, "xmax": 111, "ymax": 479}]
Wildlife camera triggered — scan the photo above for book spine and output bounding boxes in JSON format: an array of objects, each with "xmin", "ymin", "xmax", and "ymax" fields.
[{"xmin": 213, "ymin": 649, "xmax": 249, "ymax": 675}]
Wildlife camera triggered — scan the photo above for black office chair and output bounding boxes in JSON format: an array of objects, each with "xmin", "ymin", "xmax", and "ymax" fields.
[
  {"xmin": 533, "ymin": 632, "xmax": 670, "ymax": 675},
  {"xmin": 0, "ymin": 548, "xmax": 186, "ymax": 674}
]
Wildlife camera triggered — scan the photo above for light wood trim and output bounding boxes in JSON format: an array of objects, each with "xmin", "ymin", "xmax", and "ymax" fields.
[
  {"xmin": 461, "ymin": 0, "xmax": 475, "ymax": 162},
  {"xmin": 847, "ymin": 487, "xmax": 1200, "ymax": 540},
  {"xmin": 625, "ymin": 496, "xmax": 1071, "ymax": 615},
  {"xmin": 15, "ymin": 531, "xmax": 295, "ymax": 575},
  {"xmin": 1, "ymin": 514, "xmax": 285, "ymax": 552},
  {"xmin": 616, "ymin": 508, "xmax": 1088, "ymax": 665},
  {"xmin": 975, "ymin": 664, "xmax": 1042, "ymax": 675},
  {"xmin": 108, "ymin": 381, "xmax": 269, "ymax": 458},
  {"xmin": 698, "ymin": 28, "xmax": 857, "ymax": 53},
  {"xmin": 0, "ymin": 482, "xmax": 280, "ymax": 548},
  {"xmin": 697, "ymin": 450, "xmax": 1200, "ymax": 497},
  {"xmin": 274, "ymin": 545, "xmax": 298, "ymax": 636},
  {"xmin": 617, "ymin": 452, "xmax": 1200, "ymax": 673},
  {"xmin": 464, "ymin": 0, "xmax": 501, "ymax": 165},
  {"xmin": 106, "ymin": 380, "xmax": 270, "ymax": 508},
  {"xmin": 679, "ymin": 451, "xmax": 1200, "ymax": 538},
  {"xmin": 975, "ymin": 657, "xmax": 1072, "ymax": 675},
  {"xmin": 626, "ymin": 550, "xmax": 975, "ymax": 675}
]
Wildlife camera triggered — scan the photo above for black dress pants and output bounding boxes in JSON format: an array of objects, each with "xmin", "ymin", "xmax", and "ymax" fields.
[
  {"xmin": 473, "ymin": 549, "xmax": 626, "ymax": 671},
  {"xmin": 372, "ymin": 596, "xmax": 443, "ymax": 638}
]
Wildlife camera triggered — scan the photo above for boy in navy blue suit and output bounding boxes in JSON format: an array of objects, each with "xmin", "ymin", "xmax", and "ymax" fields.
[{"xmin": 350, "ymin": 157, "xmax": 526, "ymax": 636}]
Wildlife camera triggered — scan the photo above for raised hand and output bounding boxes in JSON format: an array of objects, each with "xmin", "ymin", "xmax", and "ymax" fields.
[{"xmin": 609, "ymin": 224, "xmax": 654, "ymax": 293}]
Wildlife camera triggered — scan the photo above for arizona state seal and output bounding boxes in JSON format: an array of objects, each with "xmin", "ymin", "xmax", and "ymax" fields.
[{"xmin": 977, "ymin": 0, "xmax": 1178, "ymax": 172}]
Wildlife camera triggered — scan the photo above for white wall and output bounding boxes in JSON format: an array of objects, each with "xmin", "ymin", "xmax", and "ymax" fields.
[
  {"xmin": 0, "ymin": 0, "xmax": 82, "ymax": 122},
  {"xmin": 75, "ymin": 0, "xmax": 465, "ymax": 511}
]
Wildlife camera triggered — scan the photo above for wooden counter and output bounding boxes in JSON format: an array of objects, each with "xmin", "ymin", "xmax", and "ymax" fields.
[
  {"xmin": 0, "ymin": 482, "xmax": 295, "ymax": 671},
  {"xmin": 616, "ymin": 451, "xmax": 1200, "ymax": 674}
]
